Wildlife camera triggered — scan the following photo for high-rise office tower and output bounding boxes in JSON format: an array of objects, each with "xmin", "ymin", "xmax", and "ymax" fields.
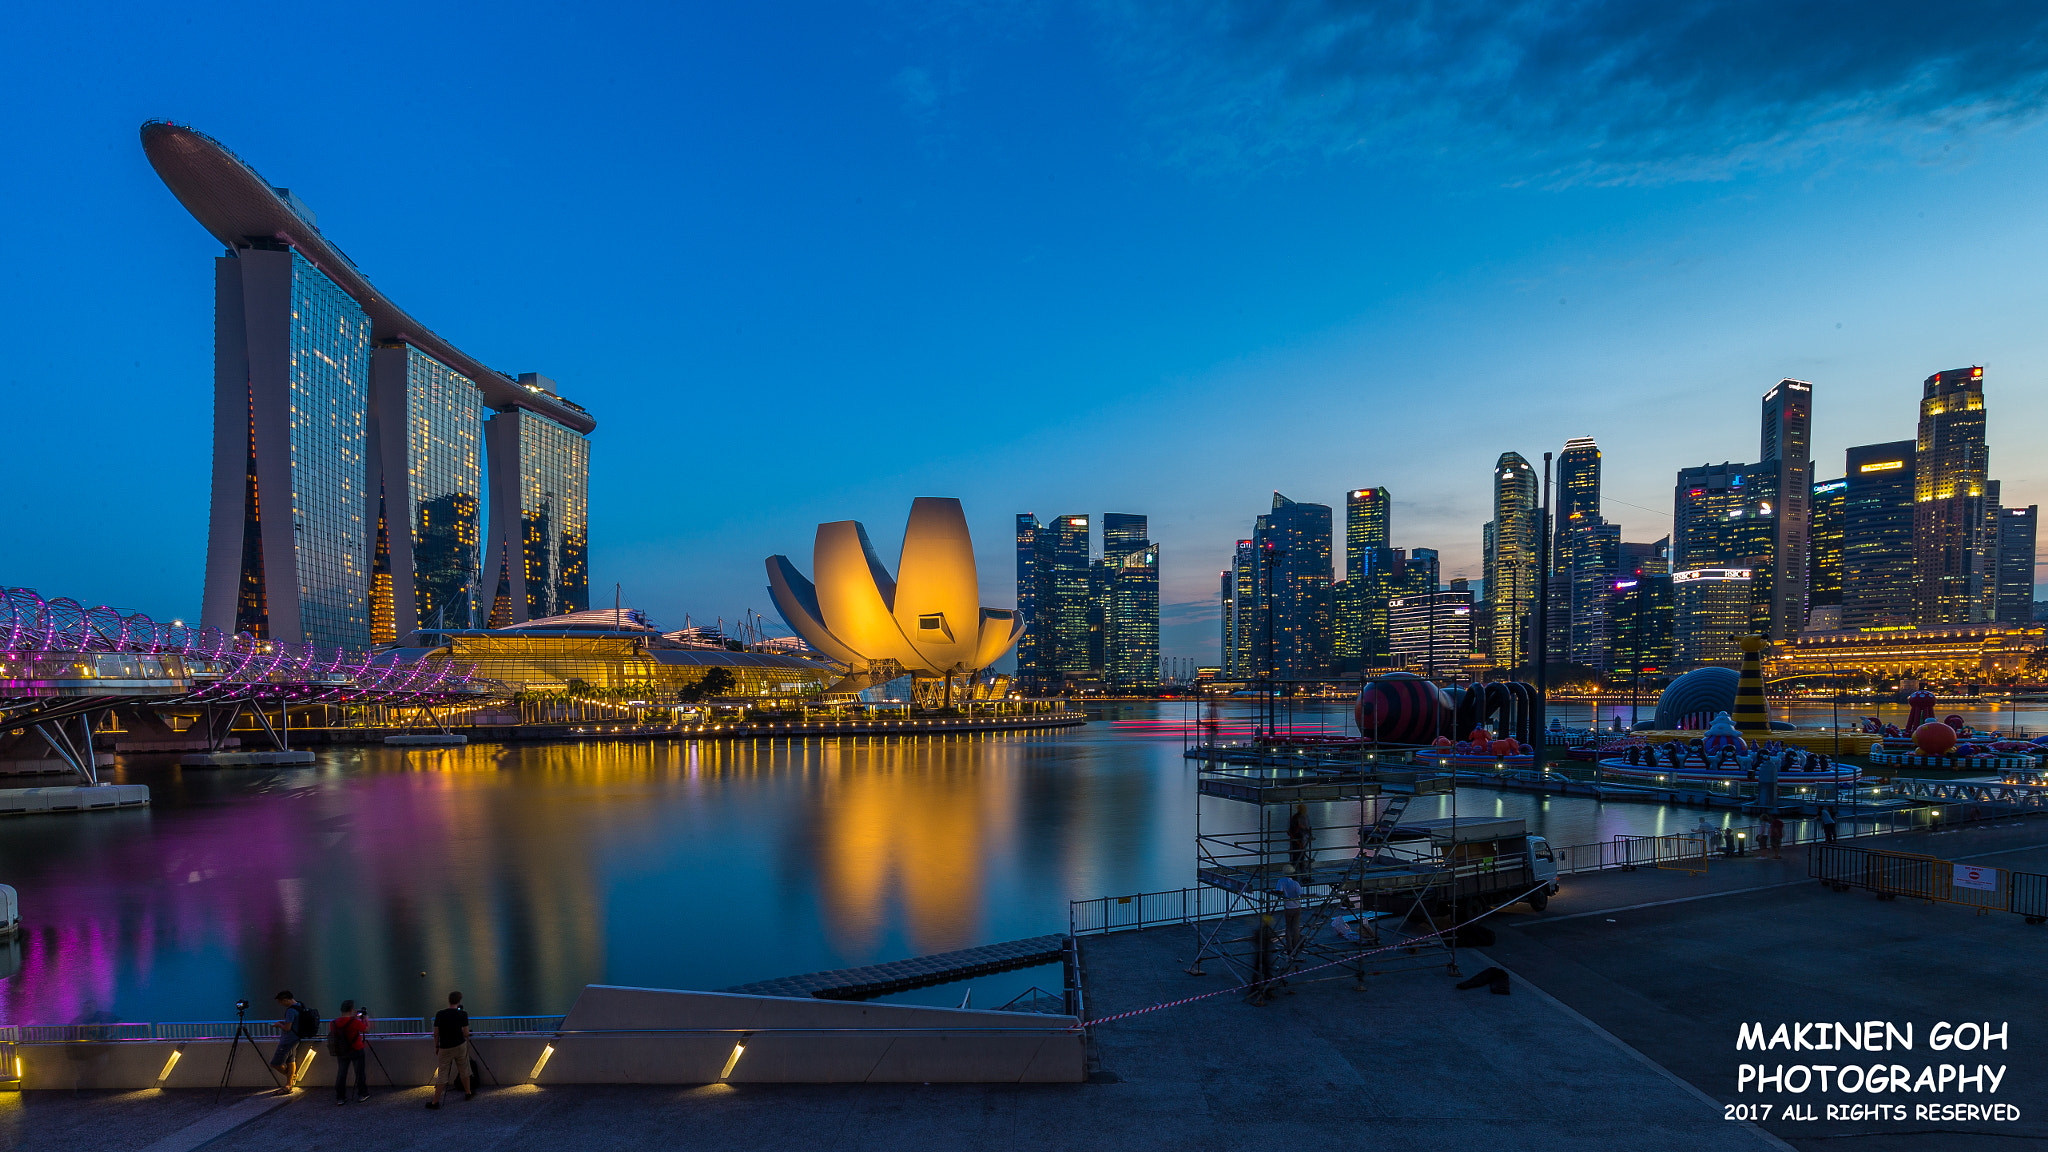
[
  {"xmin": 485, "ymin": 399, "xmax": 590, "ymax": 626},
  {"xmin": 1104, "ymin": 543, "xmax": 1160, "ymax": 688},
  {"xmin": 1555, "ymin": 437, "xmax": 1602, "ymax": 574},
  {"xmin": 1231, "ymin": 539, "xmax": 1257, "ymax": 675},
  {"xmin": 1407, "ymin": 548, "xmax": 1441, "ymax": 595},
  {"xmin": 1673, "ymin": 567, "xmax": 1753, "ymax": 667},
  {"xmin": 1103, "ymin": 513, "xmax": 1148, "ymax": 564},
  {"xmin": 1346, "ymin": 488, "xmax": 1391, "ymax": 579},
  {"xmin": 1256, "ymin": 494, "xmax": 1334, "ymax": 679},
  {"xmin": 1610, "ymin": 557, "xmax": 1675, "ymax": 678},
  {"xmin": 1841, "ymin": 442, "xmax": 1917, "ymax": 629},
  {"xmin": 1996, "ymin": 503, "xmax": 2039, "ymax": 625},
  {"xmin": 1387, "ymin": 590, "xmax": 1474, "ymax": 676},
  {"xmin": 1568, "ymin": 521, "xmax": 1621, "ymax": 669},
  {"xmin": 1758, "ymin": 380, "xmax": 1814, "ymax": 640},
  {"xmin": 369, "ymin": 344, "xmax": 483, "ymax": 639},
  {"xmin": 1218, "ymin": 569, "xmax": 1234, "ymax": 672},
  {"xmin": 1016, "ymin": 515, "xmax": 1046, "ymax": 680},
  {"xmin": 1672, "ymin": 461, "xmax": 1775, "ymax": 655},
  {"xmin": 1483, "ymin": 453, "xmax": 1538, "ymax": 669},
  {"xmin": 1914, "ymin": 367, "xmax": 1994, "ymax": 624},
  {"xmin": 1806, "ymin": 478, "xmax": 1847, "ymax": 631}
]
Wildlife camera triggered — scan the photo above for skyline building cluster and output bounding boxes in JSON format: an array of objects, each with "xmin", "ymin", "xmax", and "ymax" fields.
[
  {"xmin": 1210, "ymin": 368, "xmax": 2037, "ymax": 682},
  {"xmin": 1016, "ymin": 513, "xmax": 1160, "ymax": 690},
  {"xmin": 144, "ymin": 122, "xmax": 594, "ymax": 651}
]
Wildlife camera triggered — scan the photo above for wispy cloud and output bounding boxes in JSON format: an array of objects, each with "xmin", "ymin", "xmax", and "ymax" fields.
[{"xmin": 1102, "ymin": 0, "xmax": 2048, "ymax": 183}]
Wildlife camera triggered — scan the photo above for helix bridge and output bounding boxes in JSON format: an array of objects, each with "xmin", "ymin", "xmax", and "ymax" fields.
[{"xmin": 0, "ymin": 587, "xmax": 505, "ymax": 783}]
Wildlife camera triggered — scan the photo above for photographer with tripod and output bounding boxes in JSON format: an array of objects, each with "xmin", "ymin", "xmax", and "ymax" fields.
[{"xmin": 327, "ymin": 1000, "xmax": 369, "ymax": 1104}]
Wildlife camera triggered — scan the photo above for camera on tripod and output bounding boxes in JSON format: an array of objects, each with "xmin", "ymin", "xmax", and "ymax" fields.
[{"xmin": 234, "ymin": 998, "xmax": 250, "ymax": 1014}]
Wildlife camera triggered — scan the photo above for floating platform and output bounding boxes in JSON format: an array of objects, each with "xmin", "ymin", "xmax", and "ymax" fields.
[
  {"xmin": 383, "ymin": 733, "xmax": 467, "ymax": 745},
  {"xmin": 721, "ymin": 934, "xmax": 1067, "ymax": 1000},
  {"xmin": 0, "ymin": 784, "xmax": 149, "ymax": 815},
  {"xmin": 178, "ymin": 750, "xmax": 317, "ymax": 767}
]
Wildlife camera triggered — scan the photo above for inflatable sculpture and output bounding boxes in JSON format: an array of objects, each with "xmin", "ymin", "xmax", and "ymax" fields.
[{"xmin": 1355, "ymin": 673, "xmax": 1540, "ymax": 747}]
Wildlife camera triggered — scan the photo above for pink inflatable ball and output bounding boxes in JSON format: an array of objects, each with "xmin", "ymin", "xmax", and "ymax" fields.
[{"xmin": 1914, "ymin": 722, "xmax": 1958, "ymax": 756}]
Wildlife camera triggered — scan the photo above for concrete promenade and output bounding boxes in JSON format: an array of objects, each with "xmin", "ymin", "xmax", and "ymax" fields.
[{"xmin": 6, "ymin": 820, "xmax": 2041, "ymax": 1150}]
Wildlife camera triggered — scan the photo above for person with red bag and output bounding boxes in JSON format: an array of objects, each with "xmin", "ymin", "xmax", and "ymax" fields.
[{"xmin": 327, "ymin": 1000, "xmax": 369, "ymax": 1104}]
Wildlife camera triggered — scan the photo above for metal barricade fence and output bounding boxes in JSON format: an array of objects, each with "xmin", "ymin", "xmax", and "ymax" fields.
[
  {"xmin": 2010, "ymin": 871, "xmax": 2048, "ymax": 922},
  {"xmin": 1070, "ymin": 887, "xmax": 1233, "ymax": 936}
]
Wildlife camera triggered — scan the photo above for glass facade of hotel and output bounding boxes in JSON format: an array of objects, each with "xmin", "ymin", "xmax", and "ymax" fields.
[
  {"xmin": 269, "ymin": 252, "xmax": 373, "ymax": 648},
  {"xmin": 401, "ymin": 347, "xmax": 483, "ymax": 629},
  {"xmin": 1842, "ymin": 441, "xmax": 1917, "ymax": 630},
  {"xmin": 488, "ymin": 409, "xmax": 590, "ymax": 624}
]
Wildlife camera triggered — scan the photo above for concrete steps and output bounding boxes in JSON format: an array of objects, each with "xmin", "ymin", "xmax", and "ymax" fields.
[{"xmin": 724, "ymin": 935, "xmax": 1068, "ymax": 1000}]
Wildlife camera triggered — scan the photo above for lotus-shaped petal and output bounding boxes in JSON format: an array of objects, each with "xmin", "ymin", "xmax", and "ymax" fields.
[{"xmin": 766, "ymin": 498, "xmax": 1022, "ymax": 675}]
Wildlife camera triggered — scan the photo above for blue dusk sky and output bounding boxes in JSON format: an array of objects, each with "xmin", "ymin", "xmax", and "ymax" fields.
[{"xmin": 6, "ymin": 2, "xmax": 2048, "ymax": 660}]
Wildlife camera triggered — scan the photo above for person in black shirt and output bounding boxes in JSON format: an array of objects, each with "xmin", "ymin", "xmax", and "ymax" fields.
[{"xmin": 426, "ymin": 991, "xmax": 472, "ymax": 1109}]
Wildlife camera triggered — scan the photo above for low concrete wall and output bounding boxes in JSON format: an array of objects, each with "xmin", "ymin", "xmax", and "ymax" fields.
[{"xmin": 12, "ymin": 986, "xmax": 1084, "ymax": 1089}]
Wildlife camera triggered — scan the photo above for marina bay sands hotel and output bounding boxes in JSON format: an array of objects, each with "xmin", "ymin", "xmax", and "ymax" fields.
[{"xmin": 141, "ymin": 121, "xmax": 593, "ymax": 649}]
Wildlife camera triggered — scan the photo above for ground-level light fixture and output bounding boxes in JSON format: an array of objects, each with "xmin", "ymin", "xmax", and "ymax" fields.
[
  {"xmin": 156, "ymin": 1049, "xmax": 183, "ymax": 1085},
  {"xmin": 530, "ymin": 1044, "xmax": 556, "ymax": 1080},
  {"xmin": 721, "ymin": 1035, "xmax": 751, "ymax": 1080}
]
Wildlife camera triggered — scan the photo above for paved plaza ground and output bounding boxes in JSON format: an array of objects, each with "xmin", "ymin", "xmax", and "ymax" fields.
[{"xmin": 6, "ymin": 818, "xmax": 2044, "ymax": 1151}]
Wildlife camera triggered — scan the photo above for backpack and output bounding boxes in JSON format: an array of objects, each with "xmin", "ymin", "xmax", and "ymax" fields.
[
  {"xmin": 295, "ymin": 1004, "xmax": 321, "ymax": 1039},
  {"xmin": 326, "ymin": 1019, "xmax": 351, "ymax": 1057}
]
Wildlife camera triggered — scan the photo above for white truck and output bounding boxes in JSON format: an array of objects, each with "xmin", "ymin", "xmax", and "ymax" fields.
[{"xmin": 1347, "ymin": 816, "xmax": 1560, "ymax": 918}]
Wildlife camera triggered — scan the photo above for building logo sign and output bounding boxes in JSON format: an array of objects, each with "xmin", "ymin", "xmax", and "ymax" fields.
[
  {"xmin": 1673, "ymin": 568, "xmax": 1753, "ymax": 583},
  {"xmin": 1859, "ymin": 460, "xmax": 1904, "ymax": 473}
]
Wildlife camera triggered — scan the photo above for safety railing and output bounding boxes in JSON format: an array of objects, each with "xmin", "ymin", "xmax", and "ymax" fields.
[
  {"xmin": 1070, "ymin": 887, "xmax": 1234, "ymax": 936},
  {"xmin": 1810, "ymin": 843, "xmax": 2048, "ymax": 921},
  {"xmin": 2, "ymin": 1014, "xmax": 573, "ymax": 1044}
]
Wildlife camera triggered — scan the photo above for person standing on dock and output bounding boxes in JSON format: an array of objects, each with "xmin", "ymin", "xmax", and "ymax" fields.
[
  {"xmin": 1767, "ymin": 813, "xmax": 1785, "ymax": 859},
  {"xmin": 1246, "ymin": 915, "xmax": 1277, "ymax": 1006},
  {"xmin": 329, "ymin": 1000, "xmax": 368, "ymax": 1103},
  {"xmin": 427, "ymin": 991, "xmax": 473, "ymax": 1109},
  {"xmin": 1287, "ymin": 802, "xmax": 1313, "ymax": 874},
  {"xmin": 1275, "ymin": 876, "xmax": 1304, "ymax": 955},
  {"xmin": 269, "ymin": 990, "xmax": 311, "ymax": 1090},
  {"xmin": 1820, "ymin": 807, "xmax": 1838, "ymax": 842}
]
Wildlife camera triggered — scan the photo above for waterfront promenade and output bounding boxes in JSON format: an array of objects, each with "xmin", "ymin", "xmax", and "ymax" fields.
[{"xmin": 28, "ymin": 819, "xmax": 2048, "ymax": 1149}]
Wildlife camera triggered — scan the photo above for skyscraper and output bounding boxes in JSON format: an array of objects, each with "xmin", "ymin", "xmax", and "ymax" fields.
[
  {"xmin": 1841, "ymin": 441, "xmax": 1917, "ymax": 630},
  {"xmin": 146, "ymin": 121, "xmax": 596, "ymax": 648},
  {"xmin": 1758, "ymin": 380, "xmax": 1813, "ymax": 640},
  {"xmin": 485, "ymin": 401, "xmax": 590, "ymax": 625},
  {"xmin": 1914, "ymin": 367, "xmax": 1993, "ymax": 625},
  {"xmin": 1346, "ymin": 488, "xmax": 1391, "ymax": 579},
  {"xmin": 1231, "ymin": 538, "xmax": 1257, "ymax": 675},
  {"xmin": 1256, "ymin": 494, "xmax": 1334, "ymax": 679},
  {"xmin": 1996, "ymin": 504, "xmax": 2039, "ymax": 625},
  {"xmin": 1016, "ymin": 515, "xmax": 1046, "ymax": 680},
  {"xmin": 1806, "ymin": 478, "xmax": 1847, "ymax": 631},
  {"xmin": 1387, "ymin": 589, "xmax": 1475, "ymax": 676},
  {"xmin": 1673, "ymin": 567, "xmax": 1753, "ymax": 667},
  {"xmin": 1103, "ymin": 513, "xmax": 1148, "ymax": 564},
  {"xmin": 1568, "ymin": 521, "xmax": 1621, "ymax": 669},
  {"xmin": 207, "ymin": 246, "xmax": 373, "ymax": 648},
  {"xmin": 1672, "ymin": 462, "xmax": 1773, "ymax": 660},
  {"xmin": 370, "ymin": 344, "xmax": 483, "ymax": 638},
  {"xmin": 1555, "ymin": 437, "xmax": 1602, "ymax": 575},
  {"xmin": 1218, "ymin": 568, "xmax": 1234, "ymax": 672},
  {"xmin": 1015, "ymin": 513, "xmax": 1089, "ymax": 687},
  {"xmin": 1483, "ymin": 453, "xmax": 1538, "ymax": 669},
  {"xmin": 1104, "ymin": 543, "xmax": 1160, "ymax": 688},
  {"xmin": 1610, "ymin": 551, "xmax": 1675, "ymax": 679}
]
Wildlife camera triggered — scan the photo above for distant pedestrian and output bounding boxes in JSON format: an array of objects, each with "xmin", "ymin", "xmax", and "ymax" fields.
[
  {"xmin": 1768, "ymin": 814, "xmax": 1785, "ymax": 859},
  {"xmin": 270, "ymin": 991, "xmax": 314, "ymax": 1090},
  {"xmin": 1275, "ymin": 875, "xmax": 1304, "ymax": 955},
  {"xmin": 1287, "ymin": 802, "xmax": 1313, "ymax": 874},
  {"xmin": 427, "ymin": 991, "xmax": 473, "ymax": 1109},
  {"xmin": 1246, "ymin": 915, "xmax": 1276, "ymax": 1006},
  {"xmin": 1820, "ymin": 807, "xmax": 1838, "ymax": 842},
  {"xmin": 328, "ymin": 1000, "xmax": 368, "ymax": 1104}
]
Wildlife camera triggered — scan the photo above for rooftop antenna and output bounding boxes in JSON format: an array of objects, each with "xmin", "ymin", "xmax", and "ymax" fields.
[{"xmin": 615, "ymin": 583, "xmax": 622, "ymax": 630}]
